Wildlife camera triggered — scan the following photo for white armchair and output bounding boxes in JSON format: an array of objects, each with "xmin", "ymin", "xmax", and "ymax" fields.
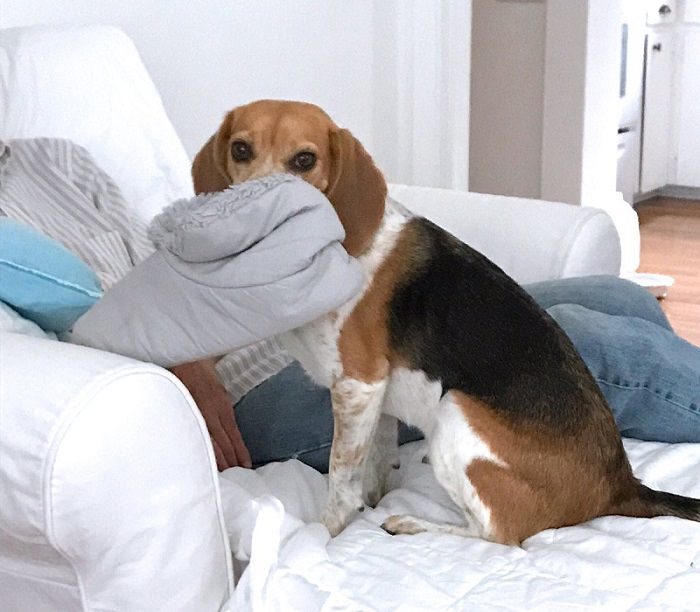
[
  {"xmin": 0, "ymin": 334, "xmax": 233, "ymax": 611},
  {"xmin": 0, "ymin": 25, "xmax": 622, "ymax": 611}
]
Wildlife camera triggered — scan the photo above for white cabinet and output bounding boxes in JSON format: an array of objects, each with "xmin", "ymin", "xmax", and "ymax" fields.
[
  {"xmin": 685, "ymin": 0, "xmax": 700, "ymax": 23},
  {"xmin": 639, "ymin": 1, "xmax": 700, "ymax": 194}
]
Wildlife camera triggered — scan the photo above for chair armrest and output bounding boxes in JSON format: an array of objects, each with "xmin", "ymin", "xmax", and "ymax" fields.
[
  {"xmin": 0, "ymin": 333, "xmax": 233, "ymax": 611},
  {"xmin": 388, "ymin": 184, "xmax": 622, "ymax": 285}
]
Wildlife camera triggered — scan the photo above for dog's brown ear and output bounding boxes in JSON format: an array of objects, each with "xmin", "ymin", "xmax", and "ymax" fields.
[
  {"xmin": 326, "ymin": 128, "xmax": 386, "ymax": 256},
  {"xmin": 191, "ymin": 111, "xmax": 235, "ymax": 194}
]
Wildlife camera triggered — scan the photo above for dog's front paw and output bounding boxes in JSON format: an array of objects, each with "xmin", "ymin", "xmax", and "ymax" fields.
[
  {"xmin": 322, "ymin": 510, "xmax": 351, "ymax": 537},
  {"xmin": 322, "ymin": 502, "xmax": 365, "ymax": 537}
]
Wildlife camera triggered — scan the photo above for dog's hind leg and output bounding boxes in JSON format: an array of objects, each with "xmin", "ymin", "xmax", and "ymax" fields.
[
  {"xmin": 382, "ymin": 392, "xmax": 501, "ymax": 541},
  {"xmin": 381, "ymin": 514, "xmax": 479, "ymax": 537},
  {"xmin": 323, "ymin": 375, "xmax": 388, "ymax": 536},
  {"xmin": 363, "ymin": 414, "xmax": 399, "ymax": 507}
]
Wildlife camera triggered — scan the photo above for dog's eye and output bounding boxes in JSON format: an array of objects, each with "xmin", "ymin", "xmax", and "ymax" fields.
[
  {"xmin": 290, "ymin": 151, "xmax": 316, "ymax": 172},
  {"xmin": 231, "ymin": 140, "xmax": 253, "ymax": 162}
]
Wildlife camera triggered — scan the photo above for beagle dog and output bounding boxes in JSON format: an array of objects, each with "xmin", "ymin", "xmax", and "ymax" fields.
[{"xmin": 193, "ymin": 99, "xmax": 700, "ymax": 544}]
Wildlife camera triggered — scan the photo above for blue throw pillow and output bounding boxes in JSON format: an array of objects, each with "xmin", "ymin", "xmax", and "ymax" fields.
[{"xmin": 0, "ymin": 217, "xmax": 103, "ymax": 332}]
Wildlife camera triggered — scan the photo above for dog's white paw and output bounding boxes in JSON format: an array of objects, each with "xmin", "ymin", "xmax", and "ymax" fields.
[
  {"xmin": 322, "ymin": 512, "xmax": 345, "ymax": 537},
  {"xmin": 322, "ymin": 503, "xmax": 365, "ymax": 537},
  {"xmin": 382, "ymin": 514, "xmax": 477, "ymax": 538},
  {"xmin": 381, "ymin": 514, "xmax": 426, "ymax": 536}
]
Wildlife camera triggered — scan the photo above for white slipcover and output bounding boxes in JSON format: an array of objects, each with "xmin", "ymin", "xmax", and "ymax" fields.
[
  {"xmin": 0, "ymin": 333, "xmax": 233, "ymax": 611},
  {"xmin": 0, "ymin": 24, "xmax": 194, "ymax": 225}
]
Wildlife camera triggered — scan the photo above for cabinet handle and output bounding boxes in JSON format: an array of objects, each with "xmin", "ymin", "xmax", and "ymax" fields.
[
  {"xmin": 652, "ymin": 42, "xmax": 663, "ymax": 52},
  {"xmin": 658, "ymin": 4, "xmax": 672, "ymax": 15}
]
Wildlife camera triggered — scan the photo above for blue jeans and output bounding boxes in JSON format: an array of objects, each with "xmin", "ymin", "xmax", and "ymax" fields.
[{"xmin": 235, "ymin": 276, "xmax": 700, "ymax": 472}]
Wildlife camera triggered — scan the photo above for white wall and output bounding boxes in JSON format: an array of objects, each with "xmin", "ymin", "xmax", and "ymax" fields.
[
  {"xmin": 1, "ymin": 1, "xmax": 375, "ymax": 157},
  {"xmin": 1, "ymin": 0, "xmax": 471, "ymax": 189},
  {"xmin": 469, "ymin": 0, "xmax": 546, "ymax": 198}
]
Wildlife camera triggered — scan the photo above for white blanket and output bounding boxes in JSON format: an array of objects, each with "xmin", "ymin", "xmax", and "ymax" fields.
[{"xmin": 221, "ymin": 439, "xmax": 700, "ymax": 611}]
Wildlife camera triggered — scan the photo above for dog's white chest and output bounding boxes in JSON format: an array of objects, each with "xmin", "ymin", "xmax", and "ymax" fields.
[
  {"xmin": 279, "ymin": 314, "xmax": 343, "ymax": 388},
  {"xmin": 279, "ymin": 202, "xmax": 409, "ymax": 388}
]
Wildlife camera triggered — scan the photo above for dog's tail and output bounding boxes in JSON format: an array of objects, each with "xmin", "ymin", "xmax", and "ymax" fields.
[{"xmin": 611, "ymin": 483, "xmax": 700, "ymax": 522}]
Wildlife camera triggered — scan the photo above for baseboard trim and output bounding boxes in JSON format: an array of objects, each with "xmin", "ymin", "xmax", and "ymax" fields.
[
  {"xmin": 633, "ymin": 188, "xmax": 661, "ymax": 204},
  {"xmin": 635, "ymin": 185, "xmax": 700, "ymax": 204},
  {"xmin": 659, "ymin": 185, "xmax": 700, "ymax": 200}
]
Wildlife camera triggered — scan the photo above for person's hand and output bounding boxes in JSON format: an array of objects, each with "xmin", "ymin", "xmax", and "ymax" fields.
[{"xmin": 170, "ymin": 359, "xmax": 252, "ymax": 471}]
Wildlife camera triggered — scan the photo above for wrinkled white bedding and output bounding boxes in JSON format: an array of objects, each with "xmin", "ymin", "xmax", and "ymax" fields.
[{"xmin": 221, "ymin": 439, "xmax": 700, "ymax": 611}]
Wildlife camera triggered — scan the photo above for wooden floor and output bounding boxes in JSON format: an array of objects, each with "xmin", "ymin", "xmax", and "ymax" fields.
[{"xmin": 636, "ymin": 197, "xmax": 700, "ymax": 346}]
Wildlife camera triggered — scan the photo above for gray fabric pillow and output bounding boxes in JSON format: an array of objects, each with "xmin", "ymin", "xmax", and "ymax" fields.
[{"xmin": 70, "ymin": 174, "xmax": 363, "ymax": 366}]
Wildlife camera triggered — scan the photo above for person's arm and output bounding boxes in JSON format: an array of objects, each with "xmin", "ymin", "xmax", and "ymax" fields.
[{"xmin": 170, "ymin": 358, "xmax": 251, "ymax": 471}]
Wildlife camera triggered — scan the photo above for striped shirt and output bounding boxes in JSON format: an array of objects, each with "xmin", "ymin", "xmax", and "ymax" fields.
[
  {"xmin": 0, "ymin": 138, "xmax": 153, "ymax": 289},
  {"xmin": 0, "ymin": 137, "xmax": 290, "ymax": 401}
]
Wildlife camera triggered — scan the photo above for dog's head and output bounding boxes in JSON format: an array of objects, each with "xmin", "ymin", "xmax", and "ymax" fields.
[{"xmin": 191, "ymin": 99, "xmax": 386, "ymax": 256}]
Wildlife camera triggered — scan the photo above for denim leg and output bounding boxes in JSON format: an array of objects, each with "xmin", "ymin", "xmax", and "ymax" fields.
[
  {"xmin": 525, "ymin": 275, "xmax": 672, "ymax": 330},
  {"xmin": 547, "ymin": 303, "xmax": 700, "ymax": 443},
  {"xmin": 234, "ymin": 361, "xmax": 333, "ymax": 472},
  {"xmin": 237, "ymin": 278, "xmax": 698, "ymax": 470},
  {"xmin": 235, "ymin": 361, "xmax": 422, "ymax": 472}
]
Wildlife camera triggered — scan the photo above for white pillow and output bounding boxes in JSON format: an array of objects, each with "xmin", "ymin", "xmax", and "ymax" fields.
[
  {"xmin": 0, "ymin": 301, "xmax": 56, "ymax": 339},
  {"xmin": 0, "ymin": 25, "xmax": 194, "ymax": 224}
]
